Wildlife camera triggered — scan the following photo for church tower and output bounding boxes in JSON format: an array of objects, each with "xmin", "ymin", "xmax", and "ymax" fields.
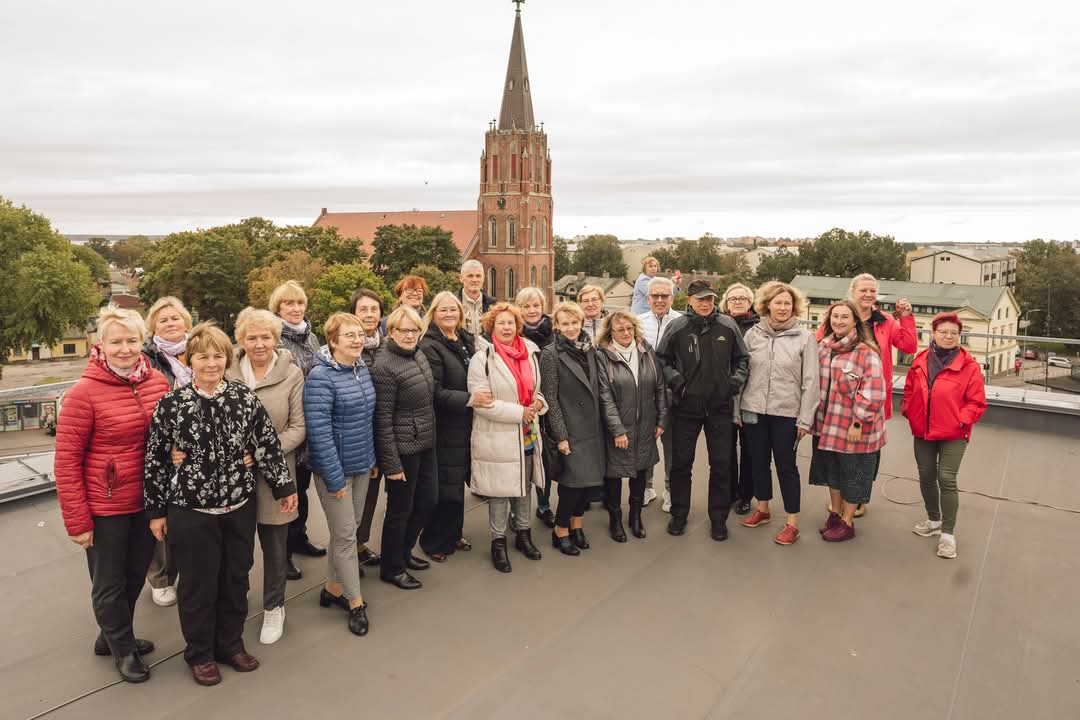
[{"xmin": 476, "ymin": 1, "xmax": 554, "ymax": 304}]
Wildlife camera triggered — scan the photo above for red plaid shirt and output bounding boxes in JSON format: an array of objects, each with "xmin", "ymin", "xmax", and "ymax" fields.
[{"xmin": 812, "ymin": 341, "xmax": 887, "ymax": 454}]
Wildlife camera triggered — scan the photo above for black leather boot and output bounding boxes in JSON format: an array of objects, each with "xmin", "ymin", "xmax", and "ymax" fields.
[
  {"xmin": 571, "ymin": 527, "xmax": 590, "ymax": 549},
  {"xmin": 608, "ymin": 507, "xmax": 627, "ymax": 543},
  {"xmin": 551, "ymin": 530, "xmax": 581, "ymax": 556},
  {"xmin": 115, "ymin": 652, "xmax": 150, "ymax": 683},
  {"xmin": 629, "ymin": 502, "xmax": 646, "ymax": 539},
  {"xmin": 491, "ymin": 538, "xmax": 512, "ymax": 573},
  {"xmin": 514, "ymin": 529, "xmax": 542, "ymax": 560}
]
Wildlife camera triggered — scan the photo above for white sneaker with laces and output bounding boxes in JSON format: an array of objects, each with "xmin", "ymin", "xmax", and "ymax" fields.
[
  {"xmin": 643, "ymin": 487, "xmax": 657, "ymax": 506},
  {"xmin": 260, "ymin": 606, "xmax": 285, "ymax": 645},
  {"xmin": 937, "ymin": 534, "xmax": 957, "ymax": 559},
  {"xmin": 912, "ymin": 519, "xmax": 942, "ymax": 537},
  {"xmin": 152, "ymin": 585, "xmax": 177, "ymax": 607},
  {"xmin": 661, "ymin": 490, "xmax": 672, "ymax": 513}
]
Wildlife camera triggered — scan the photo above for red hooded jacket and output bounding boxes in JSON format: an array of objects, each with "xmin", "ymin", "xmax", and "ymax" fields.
[
  {"xmin": 54, "ymin": 353, "xmax": 169, "ymax": 536},
  {"xmin": 901, "ymin": 346, "xmax": 987, "ymax": 441}
]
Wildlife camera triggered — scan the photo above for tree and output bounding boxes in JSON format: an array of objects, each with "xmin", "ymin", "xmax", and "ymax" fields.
[
  {"xmin": 571, "ymin": 234, "xmax": 627, "ymax": 278},
  {"xmin": 112, "ymin": 235, "xmax": 154, "ymax": 269},
  {"xmin": 409, "ymin": 264, "xmax": 462, "ymax": 298},
  {"xmin": 307, "ymin": 263, "xmax": 393, "ymax": 330},
  {"xmin": 86, "ymin": 237, "xmax": 114, "ymax": 264},
  {"xmin": 797, "ymin": 228, "xmax": 907, "ymax": 280},
  {"xmin": 753, "ymin": 249, "xmax": 802, "ymax": 284},
  {"xmin": 369, "ymin": 224, "xmax": 461, "ymax": 283},
  {"xmin": 1014, "ymin": 239, "xmax": 1080, "ymax": 338},
  {"xmin": 0, "ymin": 197, "xmax": 100, "ymax": 363},
  {"xmin": 247, "ymin": 250, "xmax": 326, "ymax": 309},
  {"xmin": 71, "ymin": 243, "xmax": 110, "ymax": 283},
  {"xmin": 553, "ymin": 235, "xmax": 571, "ymax": 279},
  {"xmin": 233, "ymin": 217, "xmax": 363, "ymax": 267},
  {"xmin": 654, "ymin": 235, "xmax": 750, "ymax": 277}
]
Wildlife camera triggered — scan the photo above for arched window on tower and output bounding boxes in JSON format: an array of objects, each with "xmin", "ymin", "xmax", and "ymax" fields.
[
  {"xmin": 508, "ymin": 218, "xmax": 516, "ymax": 248},
  {"xmin": 530, "ymin": 218, "xmax": 536, "ymax": 248},
  {"xmin": 507, "ymin": 268, "xmax": 516, "ymax": 298},
  {"xmin": 482, "ymin": 157, "xmax": 487, "ymax": 184},
  {"xmin": 511, "ymin": 147, "xmax": 517, "ymax": 180},
  {"xmin": 542, "ymin": 265, "xmax": 549, "ymax": 288},
  {"xmin": 488, "ymin": 267, "xmax": 498, "ymax": 298},
  {"xmin": 493, "ymin": 154, "xmax": 499, "ymax": 181},
  {"xmin": 530, "ymin": 266, "xmax": 537, "ymax": 287},
  {"xmin": 489, "ymin": 217, "xmax": 497, "ymax": 248},
  {"xmin": 541, "ymin": 218, "xmax": 547, "ymax": 248}
]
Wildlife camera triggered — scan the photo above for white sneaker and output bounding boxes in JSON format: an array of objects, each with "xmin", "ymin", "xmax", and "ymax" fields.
[
  {"xmin": 643, "ymin": 487, "xmax": 657, "ymax": 506},
  {"xmin": 937, "ymin": 534, "xmax": 957, "ymax": 559},
  {"xmin": 913, "ymin": 519, "xmax": 943, "ymax": 537},
  {"xmin": 661, "ymin": 490, "xmax": 672, "ymax": 513},
  {"xmin": 260, "ymin": 606, "xmax": 285, "ymax": 644},
  {"xmin": 152, "ymin": 585, "xmax": 177, "ymax": 607}
]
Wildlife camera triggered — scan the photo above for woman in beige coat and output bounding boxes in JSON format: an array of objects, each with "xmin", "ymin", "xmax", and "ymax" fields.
[
  {"xmin": 467, "ymin": 302, "xmax": 548, "ymax": 573},
  {"xmin": 225, "ymin": 308, "xmax": 305, "ymax": 644}
]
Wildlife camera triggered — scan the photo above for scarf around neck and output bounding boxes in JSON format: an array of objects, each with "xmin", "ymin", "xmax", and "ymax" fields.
[
  {"xmin": 91, "ymin": 344, "xmax": 151, "ymax": 384},
  {"xmin": 927, "ymin": 342, "xmax": 960, "ymax": 388},
  {"xmin": 240, "ymin": 351, "xmax": 277, "ymax": 389},
  {"xmin": 153, "ymin": 334, "xmax": 192, "ymax": 386},
  {"xmin": 282, "ymin": 318, "xmax": 308, "ymax": 335},
  {"xmin": 761, "ymin": 315, "xmax": 798, "ymax": 334},
  {"xmin": 493, "ymin": 335, "xmax": 535, "ymax": 406},
  {"xmin": 826, "ymin": 330, "xmax": 857, "ymax": 355}
]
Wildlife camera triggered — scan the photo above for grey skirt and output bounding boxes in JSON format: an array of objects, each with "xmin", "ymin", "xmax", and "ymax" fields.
[{"xmin": 808, "ymin": 438, "xmax": 879, "ymax": 505}]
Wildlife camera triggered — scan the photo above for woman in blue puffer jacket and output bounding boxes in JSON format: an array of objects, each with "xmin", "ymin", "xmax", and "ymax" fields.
[{"xmin": 303, "ymin": 312, "xmax": 377, "ymax": 637}]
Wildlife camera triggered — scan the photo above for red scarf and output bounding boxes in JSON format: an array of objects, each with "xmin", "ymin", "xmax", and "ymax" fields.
[
  {"xmin": 825, "ymin": 330, "xmax": 857, "ymax": 356},
  {"xmin": 90, "ymin": 344, "xmax": 152, "ymax": 384},
  {"xmin": 492, "ymin": 335, "xmax": 534, "ymax": 406}
]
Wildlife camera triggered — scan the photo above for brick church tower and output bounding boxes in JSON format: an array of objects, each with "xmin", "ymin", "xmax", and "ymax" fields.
[{"xmin": 475, "ymin": 1, "xmax": 554, "ymax": 304}]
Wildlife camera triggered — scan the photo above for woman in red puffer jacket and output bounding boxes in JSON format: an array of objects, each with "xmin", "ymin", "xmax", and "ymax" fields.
[
  {"xmin": 902, "ymin": 312, "xmax": 986, "ymax": 561},
  {"xmin": 54, "ymin": 306, "xmax": 169, "ymax": 684}
]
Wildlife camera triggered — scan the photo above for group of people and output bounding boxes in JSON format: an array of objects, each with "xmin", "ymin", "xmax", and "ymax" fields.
[{"xmin": 54, "ymin": 257, "xmax": 987, "ymax": 689}]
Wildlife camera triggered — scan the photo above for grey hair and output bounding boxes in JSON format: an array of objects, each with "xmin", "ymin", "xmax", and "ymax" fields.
[
  {"xmin": 460, "ymin": 259, "xmax": 484, "ymax": 274},
  {"xmin": 647, "ymin": 276, "xmax": 675, "ymax": 292}
]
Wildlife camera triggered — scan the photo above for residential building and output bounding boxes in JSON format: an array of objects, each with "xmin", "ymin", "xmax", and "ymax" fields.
[
  {"xmin": 908, "ymin": 246, "xmax": 1017, "ymax": 287},
  {"xmin": 554, "ymin": 273, "xmax": 634, "ymax": 309},
  {"xmin": 742, "ymin": 246, "xmax": 799, "ymax": 273},
  {"xmin": 8, "ymin": 326, "xmax": 92, "ymax": 363}
]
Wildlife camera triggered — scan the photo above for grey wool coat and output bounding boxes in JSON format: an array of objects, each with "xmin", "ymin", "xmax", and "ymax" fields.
[
  {"xmin": 225, "ymin": 349, "xmax": 305, "ymax": 525},
  {"xmin": 596, "ymin": 341, "xmax": 669, "ymax": 478},
  {"xmin": 538, "ymin": 337, "xmax": 605, "ymax": 489}
]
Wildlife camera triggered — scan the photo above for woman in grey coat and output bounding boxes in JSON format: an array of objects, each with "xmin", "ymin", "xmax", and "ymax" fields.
[
  {"xmin": 539, "ymin": 302, "xmax": 606, "ymax": 556},
  {"xmin": 596, "ymin": 310, "xmax": 668, "ymax": 541}
]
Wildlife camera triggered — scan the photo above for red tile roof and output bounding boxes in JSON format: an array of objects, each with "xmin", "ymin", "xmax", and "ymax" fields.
[{"xmin": 313, "ymin": 209, "xmax": 479, "ymax": 257}]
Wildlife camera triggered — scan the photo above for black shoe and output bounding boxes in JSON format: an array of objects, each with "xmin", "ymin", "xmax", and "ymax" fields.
[
  {"xmin": 347, "ymin": 604, "xmax": 369, "ymax": 636},
  {"xmin": 406, "ymin": 555, "xmax": 430, "ymax": 571},
  {"xmin": 667, "ymin": 516, "xmax": 687, "ymax": 536},
  {"xmin": 95, "ymin": 636, "xmax": 155, "ymax": 657},
  {"xmin": 608, "ymin": 508, "xmax": 627, "ymax": 543},
  {"xmin": 115, "ymin": 652, "xmax": 150, "ymax": 683},
  {"xmin": 535, "ymin": 508, "xmax": 556, "ymax": 528},
  {"xmin": 491, "ymin": 538, "xmax": 512, "ymax": 573},
  {"xmin": 319, "ymin": 588, "xmax": 350, "ymax": 611},
  {"xmin": 734, "ymin": 500, "xmax": 752, "ymax": 516},
  {"xmin": 357, "ymin": 546, "xmax": 381, "ymax": 567},
  {"xmin": 551, "ymin": 530, "xmax": 581, "ymax": 556},
  {"xmin": 711, "ymin": 523, "xmax": 729, "ymax": 541},
  {"xmin": 380, "ymin": 571, "xmax": 422, "ymax": 590},
  {"xmin": 286, "ymin": 555, "xmax": 302, "ymax": 581},
  {"xmin": 292, "ymin": 540, "xmax": 327, "ymax": 558},
  {"xmin": 514, "ymin": 529, "xmax": 542, "ymax": 560},
  {"xmin": 628, "ymin": 503, "xmax": 646, "ymax": 539},
  {"xmin": 571, "ymin": 528, "xmax": 590, "ymax": 549}
]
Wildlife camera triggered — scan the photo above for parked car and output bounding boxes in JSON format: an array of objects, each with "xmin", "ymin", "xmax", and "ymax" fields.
[
  {"xmin": 1023, "ymin": 349, "xmax": 1038, "ymax": 360},
  {"xmin": 1047, "ymin": 356, "xmax": 1073, "ymax": 369}
]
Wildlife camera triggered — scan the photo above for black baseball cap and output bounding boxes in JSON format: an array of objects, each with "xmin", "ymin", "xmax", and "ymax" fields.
[{"xmin": 687, "ymin": 280, "xmax": 717, "ymax": 299}]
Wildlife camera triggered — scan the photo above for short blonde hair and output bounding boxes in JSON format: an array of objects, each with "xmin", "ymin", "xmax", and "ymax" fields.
[
  {"xmin": 577, "ymin": 284, "xmax": 605, "ymax": 303},
  {"xmin": 720, "ymin": 283, "xmax": 754, "ymax": 314},
  {"xmin": 424, "ymin": 291, "xmax": 464, "ymax": 333},
  {"xmin": 268, "ymin": 280, "xmax": 308, "ymax": 316},
  {"xmin": 97, "ymin": 305, "xmax": 147, "ymax": 343},
  {"xmin": 385, "ymin": 305, "xmax": 424, "ymax": 335},
  {"xmin": 186, "ymin": 322, "xmax": 234, "ymax": 369},
  {"xmin": 515, "ymin": 286, "xmax": 546, "ymax": 313},
  {"xmin": 145, "ymin": 296, "xmax": 192, "ymax": 336},
  {"xmin": 597, "ymin": 309, "xmax": 643, "ymax": 347},
  {"xmin": 234, "ymin": 307, "xmax": 282, "ymax": 344},
  {"xmin": 323, "ymin": 312, "xmax": 364, "ymax": 350},
  {"xmin": 642, "ymin": 256, "xmax": 659, "ymax": 272},
  {"xmin": 754, "ymin": 281, "xmax": 806, "ymax": 318},
  {"xmin": 481, "ymin": 302, "xmax": 524, "ymax": 337},
  {"xmin": 848, "ymin": 273, "xmax": 878, "ymax": 299},
  {"xmin": 551, "ymin": 301, "xmax": 585, "ymax": 325}
]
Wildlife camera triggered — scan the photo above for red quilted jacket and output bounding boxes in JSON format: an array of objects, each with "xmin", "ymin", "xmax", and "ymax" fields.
[
  {"xmin": 902, "ymin": 347, "xmax": 987, "ymax": 441},
  {"xmin": 54, "ymin": 354, "xmax": 169, "ymax": 536}
]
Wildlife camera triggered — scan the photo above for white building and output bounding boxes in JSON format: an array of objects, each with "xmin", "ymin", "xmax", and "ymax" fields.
[{"xmin": 908, "ymin": 247, "xmax": 1016, "ymax": 287}]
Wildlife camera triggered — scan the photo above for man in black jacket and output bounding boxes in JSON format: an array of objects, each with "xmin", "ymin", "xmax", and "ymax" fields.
[{"xmin": 656, "ymin": 279, "xmax": 750, "ymax": 540}]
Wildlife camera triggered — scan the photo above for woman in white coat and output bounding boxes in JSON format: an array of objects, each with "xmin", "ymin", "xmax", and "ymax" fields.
[{"xmin": 467, "ymin": 302, "xmax": 548, "ymax": 573}]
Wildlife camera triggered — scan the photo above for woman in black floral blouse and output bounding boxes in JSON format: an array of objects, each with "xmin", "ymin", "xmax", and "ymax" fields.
[{"xmin": 145, "ymin": 323, "xmax": 296, "ymax": 687}]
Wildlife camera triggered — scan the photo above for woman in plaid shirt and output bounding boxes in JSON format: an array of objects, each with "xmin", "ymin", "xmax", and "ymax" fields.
[{"xmin": 808, "ymin": 300, "xmax": 888, "ymax": 542}]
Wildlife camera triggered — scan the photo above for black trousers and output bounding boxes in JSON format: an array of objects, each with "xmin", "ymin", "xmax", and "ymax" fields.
[
  {"xmin": 554, "ymin": 484, "xmax": 591, "ymax": 528},
  {"xmin": 380, "ymin": 449, "xmax": 437, "ymax": 579},
  {"xmin": 85, "ymin": 511, "xmax": 155, "ymax": 657},
  {"xmin": 746, "ymin": 415, "xmax": 801, "ymax": 514},
  {"xmin": 604, "ymin": 471, "xmax": 648, "ymax": 509},
  {"xmin": 729, "ymin": 423, "xmax": 754, "ymax": 504},
  {"xmin": 669, "ymin": 410, "xmax": 734, "ymax": 528},
  {"xmin": 355, "ymin": 473, "xmax": 382, "ymax": 547},
  {"xmin": 419, "ymin": 481, "xmax": 464, "ymax": 556},
  {"xmin": 287, "ymin": 461, "xmax": 313, "ymax": 552},
  {"xmin": 168, "ymin": 502, "xmax": 256, "ymax": 665}
]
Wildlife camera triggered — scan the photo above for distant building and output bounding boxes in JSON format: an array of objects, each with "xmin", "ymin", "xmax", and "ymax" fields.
[
  {"xmin": 908, "ymin": 246, "xmax": 1016, "ymax": 287},
  {"xmin": 742, "ymin": 246, "xmax": 799, "ymax": 273},
  {"xmin": 793, "ymin": 275, "xmax": 1020, "ymax": 376},
  {"xmin": 554, "ymin": 273, "xmax": 634, "ymax": 309},
  {"xmin": 8, "ymin": 326, "xmax": 93, "ymax": 363}
]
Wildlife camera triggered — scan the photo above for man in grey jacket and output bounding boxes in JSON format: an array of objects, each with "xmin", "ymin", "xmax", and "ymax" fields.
[{"xmin": 637, "ymin": 276, "xmax": 681, "ymax": 509}]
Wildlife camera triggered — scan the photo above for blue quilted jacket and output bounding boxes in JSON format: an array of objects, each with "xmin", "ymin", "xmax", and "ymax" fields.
[{"xmin": 303, "ymin": 347, "xmax": 377, "ymax": 493}]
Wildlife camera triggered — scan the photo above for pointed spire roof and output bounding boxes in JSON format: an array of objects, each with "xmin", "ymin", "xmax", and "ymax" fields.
[{"xmin": 498, "ymin": 4, "xmax": 535, "ymax": 131}]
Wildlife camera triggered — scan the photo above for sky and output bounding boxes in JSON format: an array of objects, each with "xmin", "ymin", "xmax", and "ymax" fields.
[{"xmin": 2, "ymin": 0, "xmax": 1079, "ymax": 243}]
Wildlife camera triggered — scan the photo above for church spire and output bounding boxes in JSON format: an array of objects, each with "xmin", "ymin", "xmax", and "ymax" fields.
[{"xmin": 498, "ymin": 1, "xmax": 534, "ymax": 131}]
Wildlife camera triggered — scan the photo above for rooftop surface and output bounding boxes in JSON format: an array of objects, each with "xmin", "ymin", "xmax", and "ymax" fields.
[{"xmin": 2, "ymin": 416, "xmax": 1077, "ymax": 720}]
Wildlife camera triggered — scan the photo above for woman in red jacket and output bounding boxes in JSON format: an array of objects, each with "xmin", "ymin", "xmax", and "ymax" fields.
[
  {"xmin": 901, "ymin": 313, "xmax": 987, "ymax": 560},
  {"xmin": 54, "ymin": 306, "xmax": 169, "ymax": 683}
]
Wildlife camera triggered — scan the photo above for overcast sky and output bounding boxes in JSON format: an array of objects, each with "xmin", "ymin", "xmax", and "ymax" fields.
[{"xmin": 2, "ymin": 0, "xmax": 1078, "ymax": 243}]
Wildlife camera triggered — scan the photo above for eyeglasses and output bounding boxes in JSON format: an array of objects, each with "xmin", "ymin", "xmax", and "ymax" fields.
[
  {"xmin": 394, "ymin": 328, "xmax": 421, "ymax": 336},
  {"xmin": 402, "ymin": 288, "xmax": 424, "ymax": 296},
  {"xmin": 727, "ymin": 297, "xmax": 751, "ymax": 303},
  {"xmin": 934, "ymin": 330, "xmax": 961, "ymax": 338},
  {"xmin": 649, "ymin": 294, "xmax": 671, "ymax": 300},
  {"xmin": 613, "ymin": 326, "xmax": 635, "ymax": 335},
  {"xmin": 339, "ymin": 332, "xmax": 364, "ymax": 342}
]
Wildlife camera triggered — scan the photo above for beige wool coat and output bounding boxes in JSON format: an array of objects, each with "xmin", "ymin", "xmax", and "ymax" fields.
[
  {"xmin": 467, "ymin": 337, "xmax": 548, "ymax": 498},
  {"xmin": 226, "ymin": 349, "xmax": 305, "ymax": 525}
]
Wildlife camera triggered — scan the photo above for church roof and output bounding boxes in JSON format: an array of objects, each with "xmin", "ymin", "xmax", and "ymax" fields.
[
  {"xmin": 498, "ymin": 8, "xmax": 535, "ymax": 131},
  {"xmin": 313, "ymin": 209, "xmax": 478, "ymax": 257}
]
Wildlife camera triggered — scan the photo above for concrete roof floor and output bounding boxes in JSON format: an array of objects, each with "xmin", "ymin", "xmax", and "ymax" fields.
[{"xmin": 2, "ymin": 417, "xmax": 1078, "ymax": 720}]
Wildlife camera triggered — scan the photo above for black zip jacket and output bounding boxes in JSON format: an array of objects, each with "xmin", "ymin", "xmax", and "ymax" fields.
[{"xmin": 656, "ymin": 309, "xmax": 749, "ymax": 417}]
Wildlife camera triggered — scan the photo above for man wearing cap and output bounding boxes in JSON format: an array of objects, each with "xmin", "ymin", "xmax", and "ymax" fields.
[{"xmin": 656, "ymin": 279, "xmax": 750, "ymax": 540}]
